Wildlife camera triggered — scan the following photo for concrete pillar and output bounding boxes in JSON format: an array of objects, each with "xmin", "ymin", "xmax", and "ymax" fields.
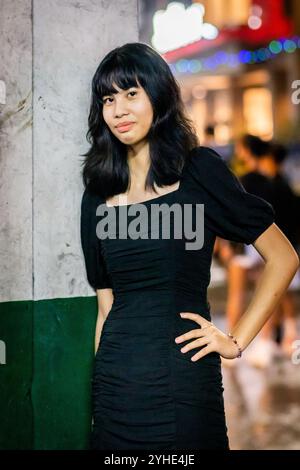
[{"xmin": 0, "ymin": 0, "xmax": 138, "ymax": 449}]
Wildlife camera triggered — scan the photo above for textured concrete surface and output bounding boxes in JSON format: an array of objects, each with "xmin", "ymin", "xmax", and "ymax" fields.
[
  {"xmin": 0, "ymin": 0, "xmax": 138, "ymax": 303},
  {"xmin": 33, "ymin": 0, "xmax": 138, "ymax": 300},
  {"xmin": 0, "ymin": 0, "xmax": 33, "ymax": 302}
]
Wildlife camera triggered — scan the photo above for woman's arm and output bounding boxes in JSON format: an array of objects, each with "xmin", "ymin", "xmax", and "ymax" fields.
[
  {"xmin": 230, "ymin": 222, "xmax": 299, "ymax": 351},
  {"xmin": 175, "ymin": 223, "xmax": 300, "ymax": 361},
  {"xmin": 94, "ymin": 288, "xmax": 114, "ymax": 354}
]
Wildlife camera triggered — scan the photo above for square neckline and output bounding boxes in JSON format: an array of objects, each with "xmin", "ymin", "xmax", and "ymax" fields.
[{"xmin": 104, "ymin": 179, "xmax": 182, "ymax": 208}]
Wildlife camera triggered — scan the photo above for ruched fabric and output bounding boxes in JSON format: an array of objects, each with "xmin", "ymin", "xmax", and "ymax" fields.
[{"xmin": 80, "ymin": 146, "xmax": 275, "ymax": 450}]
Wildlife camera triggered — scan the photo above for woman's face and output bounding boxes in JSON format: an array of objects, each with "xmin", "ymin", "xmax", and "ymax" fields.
[{"xmin": 102, "ymin": 81, "xmax": 154, "ymax": 146}]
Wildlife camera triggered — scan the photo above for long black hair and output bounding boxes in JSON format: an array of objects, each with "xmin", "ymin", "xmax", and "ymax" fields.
[{"xmin": 81, "ymin": 42, "xmax": 199, "ymax": 198}]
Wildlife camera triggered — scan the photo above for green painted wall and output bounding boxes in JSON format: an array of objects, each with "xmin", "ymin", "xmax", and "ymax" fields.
[
  {"xmin": 0, "ymin": 300, "xmax": 33, "ymax": 449},
  {"xmin": 0, "ymin": 296, "xmax": 98, "ymax": 449}
]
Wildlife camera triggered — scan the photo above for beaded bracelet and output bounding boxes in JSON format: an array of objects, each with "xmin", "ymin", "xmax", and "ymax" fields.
[{"xmin": 227, "ymin": 333, "xmax": 242, "ymax": 358}]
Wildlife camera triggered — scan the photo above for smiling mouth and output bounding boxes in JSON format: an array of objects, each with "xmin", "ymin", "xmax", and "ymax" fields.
[{"xmin": 116, "ymin": 123, "xmax": 135, "ymax": 133}]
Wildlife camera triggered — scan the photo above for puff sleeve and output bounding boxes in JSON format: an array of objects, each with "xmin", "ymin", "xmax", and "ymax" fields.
[
  {"xmin": 80, "ymin": 188, "xmax": 113, "ymax": 290},
  {"xmin": 187, "ymin": 146, "xmax": 275, "ymax": 245}
]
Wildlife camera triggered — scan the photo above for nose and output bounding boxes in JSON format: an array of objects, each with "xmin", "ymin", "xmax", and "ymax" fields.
[{"xmin": 114, "ymin": 96, "xmax": 129, "ymax": 118}]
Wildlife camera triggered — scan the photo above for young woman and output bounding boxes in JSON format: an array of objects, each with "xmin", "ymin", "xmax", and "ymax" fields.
[{"xmin": 80, "ymin": 42, "xmax": 299, "ymax": 450}]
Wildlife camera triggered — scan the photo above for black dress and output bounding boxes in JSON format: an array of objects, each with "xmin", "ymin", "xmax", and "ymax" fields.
[{"xmin": 80, "ymin": 145, "xmax": 275, "ymax": 450}]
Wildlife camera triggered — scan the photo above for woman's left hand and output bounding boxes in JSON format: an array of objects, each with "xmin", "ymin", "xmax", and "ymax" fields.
[{"xmin": 174, "ymin": 312, "xmax": 240, "ymax": 362}]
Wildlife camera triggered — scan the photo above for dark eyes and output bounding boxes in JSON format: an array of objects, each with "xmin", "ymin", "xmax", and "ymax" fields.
[{"xmin": 102, "ymin": 90, "xmax": 137, "ymax": 105}]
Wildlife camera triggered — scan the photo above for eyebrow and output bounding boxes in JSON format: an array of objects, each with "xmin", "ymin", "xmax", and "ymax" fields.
[{"xmin": 102, "ymin": 86, "xmax": 138, "ymax": 98}]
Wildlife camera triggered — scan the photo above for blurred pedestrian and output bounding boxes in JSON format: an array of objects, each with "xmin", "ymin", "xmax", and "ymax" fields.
[{"xmin": 222, "ymin": 136, "xmax": 299, "ymax": 367}]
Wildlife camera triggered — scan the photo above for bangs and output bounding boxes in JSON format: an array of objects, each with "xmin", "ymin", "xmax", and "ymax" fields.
[{"xmin": 94, "ymin": 58, "xmax": 144, "ymax": 101}]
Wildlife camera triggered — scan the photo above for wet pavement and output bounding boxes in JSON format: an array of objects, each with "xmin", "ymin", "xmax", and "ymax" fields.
[{"xmin": 209, "ymin": 286, "xmax": 300, "ymax": 450}]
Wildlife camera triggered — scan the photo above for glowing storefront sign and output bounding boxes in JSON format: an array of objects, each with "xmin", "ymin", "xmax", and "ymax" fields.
[{"xmin": 152, "ymin": 2, "xmax": 218, "ymax": 54}]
